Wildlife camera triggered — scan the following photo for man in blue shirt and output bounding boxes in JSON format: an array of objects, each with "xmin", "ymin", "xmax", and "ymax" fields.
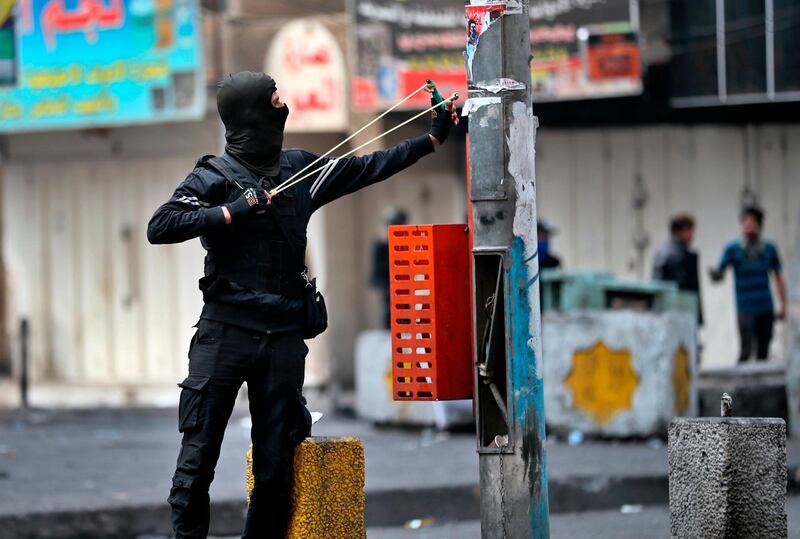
[{"xmin": 710, "ymin": 206, "xmax": 787, "ymax": 362}]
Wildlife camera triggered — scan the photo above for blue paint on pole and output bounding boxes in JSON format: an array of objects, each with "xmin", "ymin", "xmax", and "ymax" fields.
[
  {"xmin": 525, "ymin": 272, "xmax": 540, "ymax": 290},
  {"xmin": 508, "ymin": 237, "xmax": 550, "ymax": 538}
]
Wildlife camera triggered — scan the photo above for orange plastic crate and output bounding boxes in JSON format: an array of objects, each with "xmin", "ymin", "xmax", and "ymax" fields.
[{"xmin": 389, "ymin": 224, "xmax": 472, "ymax": 401}]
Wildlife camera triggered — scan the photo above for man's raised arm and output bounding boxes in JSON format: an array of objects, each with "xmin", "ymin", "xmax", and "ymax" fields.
[
  {"xmin": 308, "ymin": 99, "xmax": 455, "ymax": 211},
  {"xmin": 307, "ymin": 135, "xmax": 433, "ymax": 211}
]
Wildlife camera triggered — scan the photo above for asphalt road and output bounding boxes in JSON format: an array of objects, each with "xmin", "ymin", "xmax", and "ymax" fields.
[
  {"xmin": 366, "ymin": 497, "xmax": 800, "ymax": 539},
  {"xmin": 3, "ymin": 408, "xmax": 799, "ymax": 538},
  {"xmin": 0, "ymin": 406, "xmax": 684, "ymax": 517}
]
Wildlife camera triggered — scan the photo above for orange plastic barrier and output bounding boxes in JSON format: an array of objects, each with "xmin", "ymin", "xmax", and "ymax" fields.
[{"xmin": 389, "ymin": 224, "xmax": 472, "ymax": 401}]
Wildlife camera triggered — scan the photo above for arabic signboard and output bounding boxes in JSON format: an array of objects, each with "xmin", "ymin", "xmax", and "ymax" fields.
[
  {"xmin": 265, "ymin": 19, "xmax": 347, "ymax": 133},
  {"xmin": 530, "ymin": 0, "xmax": 641, "ymax": 100},
  {"xmin": 0, "ymin": 2, "xmax": 16, "ymax": 85},
  {"xmin": 351, "ymin": 0, "xmax": 641, "ymax": 111},
  {"xmin": 0, "ymin": 0, "xmax": 204, "ymax": 133},
  {"xmin": 352, "ymin": 1, "xmax": 465, "ymax": 111}
]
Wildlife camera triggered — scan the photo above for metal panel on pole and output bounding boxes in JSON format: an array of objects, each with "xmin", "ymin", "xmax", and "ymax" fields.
[{"xmin": 465, "ymin": 0, "xmax": 550, "ymax": 536}]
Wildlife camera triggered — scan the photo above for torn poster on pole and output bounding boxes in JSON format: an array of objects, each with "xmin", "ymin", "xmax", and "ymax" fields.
[{"xmin": 465, "ymin": 2, "xmax": 506, "ymax": 84}]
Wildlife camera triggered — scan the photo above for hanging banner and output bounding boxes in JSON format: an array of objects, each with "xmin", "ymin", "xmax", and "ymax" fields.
[
  {"xmin": 351, "ymin": 0, "xmax": 642, "ymax": 111},
  {"xmin": 351, "ymin": 1, "xmax": 465, "ymax": 111},
  {"xmin": 0, "ymin": 0, "xmax": 204, "ymax": 133},
  {"xmin": 530, "ymin": 0, "xmax": 641, "ymax": 101}
]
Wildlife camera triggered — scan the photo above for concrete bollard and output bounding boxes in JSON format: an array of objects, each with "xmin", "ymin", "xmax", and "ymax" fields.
[
  {"xmin": 669, "ymin": 408, "xmax": 787, "ymax": 538},
  {"xmin": 246, "ymin": 437, "xmax": 366, "ymax": 538}
]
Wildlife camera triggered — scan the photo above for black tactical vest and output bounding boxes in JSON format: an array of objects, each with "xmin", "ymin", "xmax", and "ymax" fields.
[{"xmin": 199, "ymin": 154, "xmax": 307, "ymax": 305}]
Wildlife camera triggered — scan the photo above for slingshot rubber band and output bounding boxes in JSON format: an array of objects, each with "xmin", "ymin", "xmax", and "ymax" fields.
[
  {"xmin": 270, "ymin": 93, "xmax": 459, "ymax": 197},
  {"xmin": 268, "ymin": 82, "xmax": 430, "ymax": 196}
]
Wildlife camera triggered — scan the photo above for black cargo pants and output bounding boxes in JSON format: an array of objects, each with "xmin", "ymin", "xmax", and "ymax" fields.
[{"xmin": 168, "ymin": 319, "xmax": 311, "ymax": 538}]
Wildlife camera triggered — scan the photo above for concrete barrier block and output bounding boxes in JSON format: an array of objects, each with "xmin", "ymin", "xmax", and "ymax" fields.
[
  {"xmin": 355, "ymin": 330, "xmax": 473, "ymax": 428},
  {"xmin": 247, "ymin": 437, "xmax": 366, "ymax": 538},
  {"xmin": 669, "ymin": 417, "xmax": 787, "ymax": 538},
  {"xmin": 543, "ymin": 310, "xmax": 697, "ymax": 437}
]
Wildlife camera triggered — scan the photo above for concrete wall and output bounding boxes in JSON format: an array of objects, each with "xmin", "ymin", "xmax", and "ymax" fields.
[
  {"xmin": 0, "ymin": 112, "xmax": 464, "ymax": 404},
  {"xmin": 2, "ymin": 120, "xmax": 796, "ymax": 403},
  {"xmin": 535, "ymin": 124, "xmax": 800, "ymax": 367},
  {"xmin": 328, "ymin": 122, "xmax": 800, "ymax": 385},
  {"xmin": 1, "ymin": 120, "xmax": 220, "ymax": 405}
]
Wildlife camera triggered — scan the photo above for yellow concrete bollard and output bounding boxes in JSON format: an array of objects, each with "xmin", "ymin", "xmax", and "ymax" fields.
[{"xmin": 246, "ymin": 437, "xmax": 366, "ymax": 538}]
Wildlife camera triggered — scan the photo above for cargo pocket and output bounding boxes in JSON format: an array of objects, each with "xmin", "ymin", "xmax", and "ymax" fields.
[
  {"xmin": 177, "ymin": 375, "xmax": 210, "ymax": 432},
  {"xmin": 194, "ymin": 319, "xmax": 223, "ymax": 345}
]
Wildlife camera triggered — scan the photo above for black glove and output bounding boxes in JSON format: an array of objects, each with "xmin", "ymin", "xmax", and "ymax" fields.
[
  {"xmin": 429, "ymin": 97, "xmax": 452, "ymax": 145},
  {"xmin": 225, "ymin": 187, "xmax": 270, "ymax": 221}
]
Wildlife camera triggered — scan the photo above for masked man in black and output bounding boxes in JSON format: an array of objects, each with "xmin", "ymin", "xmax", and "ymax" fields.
[{"xmin": 147, "ymin": 71, "xmax": 454, "ymax": 538}]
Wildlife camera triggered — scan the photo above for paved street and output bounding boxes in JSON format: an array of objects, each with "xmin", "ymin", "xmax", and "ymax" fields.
[
  {"xmin": 0, "ymin": 406, "xmax": 479, "ymax": 519},
  {"xmin": 1, "ymin": 406, "xmax": 799, "ymax": 537},
  {"xmin": 0, "ymin": 405, "xmax": 681, "ymax": 516},
  {"xmin": 367, "ymin": 497, "xmax": 800, "ymax": 539}
]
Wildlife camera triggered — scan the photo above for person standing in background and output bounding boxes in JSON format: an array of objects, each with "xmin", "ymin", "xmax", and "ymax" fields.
[
  {"xmin": 653, "ymin": 213, "xmax": 703, "ymax": 325},
  {"xmin": 370, "ymin": 207, "xmax": 409, "ymax": 329},
  {"xmin": 537, "ymin": 220, "xmax": 562, "ymax": 271},
  {"xmin": 537, "ymin": 220, "xmax": 562, "ymax": 309},
  {"xmin": 710, "ymin": 206, "xmax": 787, "ymax": 363}
]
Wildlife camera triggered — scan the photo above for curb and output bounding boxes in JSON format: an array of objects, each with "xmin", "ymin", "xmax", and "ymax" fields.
[
  {"xmin": 0, "ymin": 502, "xmax": 244, "ymax": 539},
  {"xmin": 0, "ymin": 474, "xmax": 673, "ymax": 538},
  {"xmin": 6, "ymin": 468, "xmax": 798, "ymax": 537}
]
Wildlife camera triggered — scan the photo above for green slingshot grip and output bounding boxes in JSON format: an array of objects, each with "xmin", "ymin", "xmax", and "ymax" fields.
[{"xmin": 426, "ymin": 80, "xmax": 446, "ymax": 112}]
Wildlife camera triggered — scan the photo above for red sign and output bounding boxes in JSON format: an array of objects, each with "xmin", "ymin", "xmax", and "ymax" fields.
[
  {"xmin": 266, "ymin": 19, "xmax": 348, "ymax": 133},
  {"xmin": 586, "ymin": 32, "xmax": 641, "ymax": 81}
]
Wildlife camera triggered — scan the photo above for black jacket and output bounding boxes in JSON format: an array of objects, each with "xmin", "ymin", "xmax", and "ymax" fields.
[
  {"xmin": 653, "ymin": 239, "xmax": 703, "ymax": 325},
  {"xmin": 148, "ymin": 134, "xmax": 435, "ymax": 332}
]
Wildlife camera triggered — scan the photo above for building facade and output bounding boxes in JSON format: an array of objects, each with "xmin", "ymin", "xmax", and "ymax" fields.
[{"xmin": 0, "ymin": 0, "xmax": 798, "ymax": 406}]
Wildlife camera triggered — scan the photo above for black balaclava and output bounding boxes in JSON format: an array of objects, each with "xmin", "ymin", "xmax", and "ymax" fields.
[{"xmin": 217, "ymin": 71, "xmax": 289, "ymax": 178}]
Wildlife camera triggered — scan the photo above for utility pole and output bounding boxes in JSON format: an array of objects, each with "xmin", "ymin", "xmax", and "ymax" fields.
[
  {"xmin": 787, "ymin": 206, "xmax": 800, "ymax": 438},
  {"xmin": 465, "ymin": 0, "xmax": 550, "ymax": 537}
]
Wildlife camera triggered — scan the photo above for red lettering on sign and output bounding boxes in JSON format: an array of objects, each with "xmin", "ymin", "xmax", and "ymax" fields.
[
  {"xmin": 284, "ymin": 45, "xmax": 331, "ymax": 71},
  {"xmin": 41, "ymin": 0, "xmax": 125, "ymax": 50},
  {"xmin": 293, "ymin": 77, "xmax": 337, "ymax": 114}
]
